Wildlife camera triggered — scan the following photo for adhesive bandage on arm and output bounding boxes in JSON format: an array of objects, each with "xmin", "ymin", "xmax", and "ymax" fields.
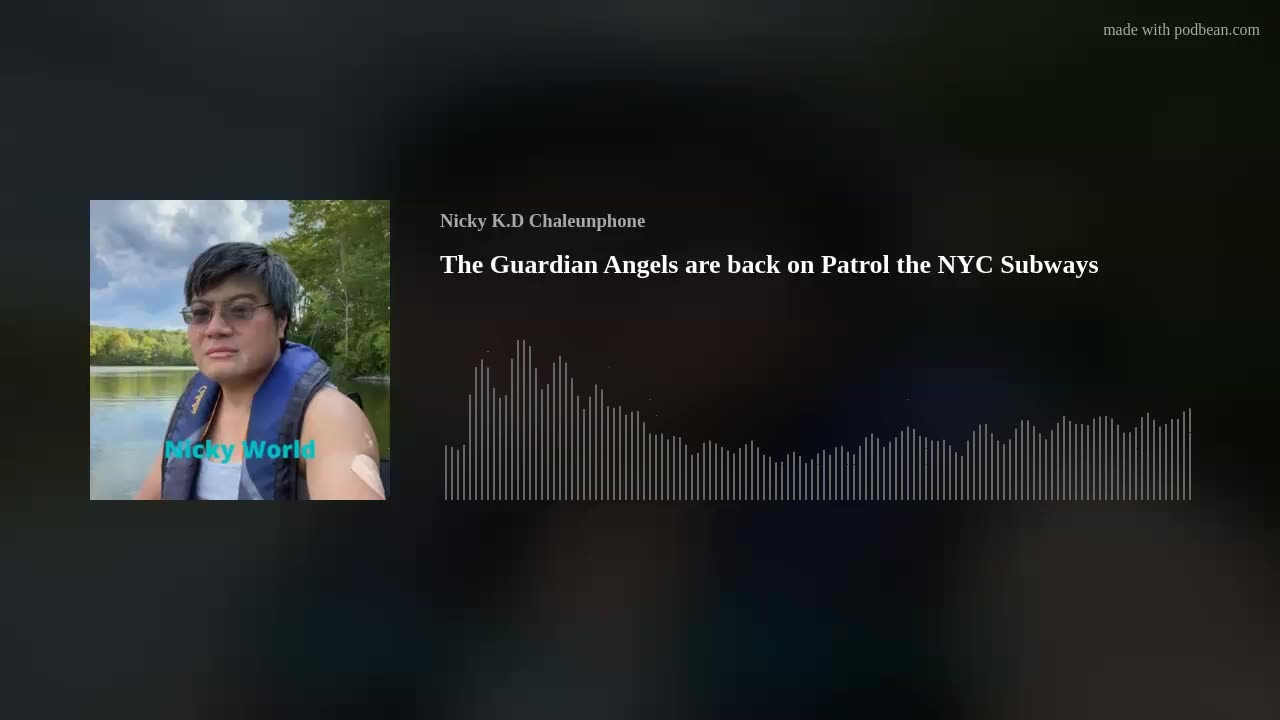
[{"xmin": 350, "ymin": 454, "xmax": 386, "ymax": 499}]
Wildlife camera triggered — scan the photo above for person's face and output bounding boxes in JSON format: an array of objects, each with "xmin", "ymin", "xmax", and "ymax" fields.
[{"xmin": 185, "ymin": 274, "xmax": 285, "ymax": 384}]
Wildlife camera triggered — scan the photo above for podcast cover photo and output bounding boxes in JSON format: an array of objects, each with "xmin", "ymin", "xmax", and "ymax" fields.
[{"xmin": 89, "ymin": 200, "xmax": 391, "ymax": 500}]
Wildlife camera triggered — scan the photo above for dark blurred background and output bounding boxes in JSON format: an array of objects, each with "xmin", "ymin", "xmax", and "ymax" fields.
[{"xmin": 4, "ymin": 0, "xmax": 1276, "ymax": 717}]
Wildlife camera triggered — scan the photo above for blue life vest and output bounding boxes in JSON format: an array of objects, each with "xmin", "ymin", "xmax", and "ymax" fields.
[{"xmin": 160, "ymin": 342, "xmax": 331, "ymax": 500}]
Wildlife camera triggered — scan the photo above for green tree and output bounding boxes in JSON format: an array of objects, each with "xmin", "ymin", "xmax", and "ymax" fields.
[{"xmin": 269, "ymin": 200, "xmax": 391, "ymax": 377}]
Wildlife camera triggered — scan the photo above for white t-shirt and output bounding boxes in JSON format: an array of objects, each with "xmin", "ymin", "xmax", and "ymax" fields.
[{"xmin": 196, "ymin": 457, "xmax": 242, "ymax": 500}]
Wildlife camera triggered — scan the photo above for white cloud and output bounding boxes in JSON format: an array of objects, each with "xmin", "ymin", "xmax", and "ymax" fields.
[{"xmin": 89, "ymin": 200, "xmax": 290, "ymax": 329}]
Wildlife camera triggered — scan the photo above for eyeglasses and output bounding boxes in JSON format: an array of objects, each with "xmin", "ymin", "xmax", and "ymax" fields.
[{"xmin": 180, "ymin": 301, "xmax": 272, "ymax": 326}]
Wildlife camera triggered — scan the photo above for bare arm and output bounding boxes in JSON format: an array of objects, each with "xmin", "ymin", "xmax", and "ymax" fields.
[
  {"xmin": 300, "ymin": 387, "xmax": 385, "ymax": 500},
  {"xmin": 135, "ymin": 448, "xmax": 163, "ymax": 500}
]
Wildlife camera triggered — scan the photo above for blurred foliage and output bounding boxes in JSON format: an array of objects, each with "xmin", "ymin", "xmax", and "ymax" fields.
[{"xmin": 89, "ymin": 326, "xmax": 194, "ymax": 366}]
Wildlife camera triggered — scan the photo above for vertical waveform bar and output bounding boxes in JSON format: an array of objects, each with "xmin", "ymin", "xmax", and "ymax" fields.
[
  {"xmin": 923, "ymin": 438, "xmax": 928, "ymax": 501},
  {"xmin": 516, "ymin": 344, "xmax": 521, "ymax": 500},
  {"xmin": 506, "ymin": 378, "xmax": 512, "ymax": 500},
  {"xmin": 1162, "ymin": 418, "xmax": 1168, "ymax": 501},
  {"xmin": 568, "ymin": 370, "xmax": 574, "ymax": 501},
  {"xmin": 836, "ymin": 446, "xmax": 841, "ymax": 501},
  {"xmin": 538, "ymin": 371, "xmax": 543, "ymax": 501},
  {"xmin": 642, "ymin": 421, "xmax": 648, "ymax": 501},
  {"xmin": 1123, "ymin": 423, "xmax": 1128, "ymax": 502},
  {"xmin": 784, "ymin": 451, "xmax": 789, "ymax": 501},
  {"xmin": 991, "ymin": 425, "xmax": 996, "ymax": 501},
  {"xmin": 1104, "ymin": 417, "xmax": 1109, "ymax": 501},
  {"xmin": 1095, "ymin": 418, "xmax": 1101, "ymax": 501},
  {"xmin": 586, "ymin": 386, "xmax": 592, "ymax": 501},
  {"xmin": 1083, "ymin": 418, "xmax": 1089, "ymax": 501},
  {"xmin": 1101, "ymin": 417, "xmax": 1106, "ymax": 501},
  {"xmin": 562, "ymin": 360, "xmax": 568, "ymax": 502},
  {"xmin": 997, "ymin": 437, "xmax": 1002, "ymax": 502},
  {"xmin": 1152, "ymin": 415, "xmax": 1162, "ymax": 499},
  {"xmin": 1187, "ymin": 408, "xmax": 1192, "ymax": 500},
  {"xmin": 865, "ymin": 436, "xmax": 870, "ymax": 501},
  {"xmin": 1032, "ymin": 422, "xmax": 1037, "ymax": 501},
  {"xmin": 720, "ymin": 445, "xmax": 726, "ymax": 502},
  {"xmin": 1181, "ymin": 413, "xmax": 1187, "ymax": 501},
  {"xmin": 549, "ymin": 360, "xmax": 555, "ymax": 501},
  {"xmin": 1113, "ymin": 417, "xmax": 1118, "ymax": 501},
  {"xmin": 1130, "ymin": 423, "xmax": 1135, "ymax": 502},
  {"xmin": 618, "ymin": 407, "xmax": 623, "ymax": 502},
  {"xmin": 1140, "ymin": 413, "xmax": 1146, "ymax": 501},
  {"xmin": 710, "ymin": 441, "xmax": 715, "ymax": 502},
  {"xmin": 593, "ymin": 387, "xmax": 599, "ymax": 501},
  {"xmin": 1029, "ymin": 424, "xmax": 1034, "ymax": 501},
  {"xmin": 524, "ymin": 344, "xmax": 529, "ymax": 501},
  {"xmin": 907, "ymin": 428, "xmax": 913, "ymax": 501},
  {"xmin": 984, "ymin": 425, "xmax": 990, "ymax": 501},
  {"xmin": 750, "ymin": 442, "xmax": 755, "ymax": 501},
  {"xmin": 871, "ymin": 435, "xmax": 876, "ymax": 501},
  {"xmin": 964, "ymin": 436, "xmax": 970, "ymax": 501},
  {"xmin": 843, "ymin": 445, "xmax": 848, "ymax": 501},
  {"xmin": 865, "ymin": 438, "xmax": 871, "ymax": 501},
  {"xmin": 1173, "ymin": 415, "xmax": 1179, "ymax": 501},
  {"xmin": 1155, "ymin": 417, "xmax": 1159, "ymax": 501},
  {"xmin": 559, "ymin": 359, "xmax": 565, "ymax": 502},
  {"xmin": 1141, "ymin": 415, "xmax": 1152, "ymax": 499},
  {"xmin": 1059, "ymin": 417, "xmax": 1070, "ymax": 502},
  {"xmin": 978, "ymin": 427, "xmax": 983, "ymax": 501},
  {"xmin": 821, "ymin": 449, "xmax": 826, "ymax": 501},
  {"xmin": 857, "ymin": 439, "xmax": 863, "ymax": 501},
  {"xmin": 515, "ymin": 345, "xmax": 520, "ymax": 500},
  {"xmin": 489, "ymin": 361, "xmax": 495, "ymax": 501},
  {"xmin": 1181, "ymin": 411, "xmax": 1186, "ymax": 500},
  {"xmin": 547, "ymin": 356, "xmax": 552, "ymax": 499},
  {"xmin": 1041, "ymin": 432, "xmax": 1047, "ymax": 502},
  {"xmin": 658, "ymin": 432, "xmax": 663, "ymax": 502},
  {"xmin": 1016, "ymin": 422, "xmax": 1021, "ymax": 501},
  {"xmin": 605, "ymin": 393, "xmax": 610, "ymax": 501},
  {"xmin": 1129, "ymin": 425, "xmax": 1134, "ymax": 502}
]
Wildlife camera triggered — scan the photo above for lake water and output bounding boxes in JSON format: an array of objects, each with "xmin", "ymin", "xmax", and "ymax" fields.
[{"xmin": 89, "ymin": 366, "xmax": 391, "ymax": 500}]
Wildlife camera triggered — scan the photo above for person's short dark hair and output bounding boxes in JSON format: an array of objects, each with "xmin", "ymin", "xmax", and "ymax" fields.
[{"xmin": 184, "ymin": 242, "xmax": 298, "ymax": 352}]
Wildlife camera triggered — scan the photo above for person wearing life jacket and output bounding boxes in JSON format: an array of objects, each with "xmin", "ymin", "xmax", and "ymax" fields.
[{"xmin": 134, "ymin": 242, "xmax": 385, "ymax": 500}]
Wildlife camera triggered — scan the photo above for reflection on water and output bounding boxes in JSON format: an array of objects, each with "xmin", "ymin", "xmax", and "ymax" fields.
[{"xmin": 89, "ymin": 367, "xmax": 391, "ymax": 500}]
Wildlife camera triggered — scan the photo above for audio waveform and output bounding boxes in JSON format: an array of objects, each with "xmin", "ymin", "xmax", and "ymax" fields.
[{"xmin": 444, "ymin": 342, "xmax": 1190, "ymax": 501}]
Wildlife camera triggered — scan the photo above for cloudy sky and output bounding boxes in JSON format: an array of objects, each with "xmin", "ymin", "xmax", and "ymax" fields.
[{"xmin": 89, "ymin": 200, "xmax": 291, "ymax": 330}]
